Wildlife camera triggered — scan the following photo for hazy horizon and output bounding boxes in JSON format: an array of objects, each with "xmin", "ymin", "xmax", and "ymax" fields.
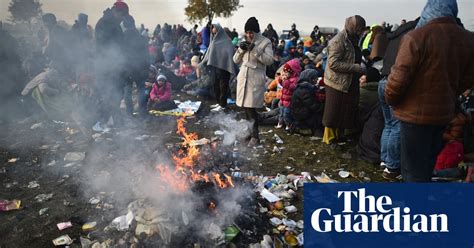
[{"xmin": 1, "ymin": 0, "xmax": 473, "ymax": 33}]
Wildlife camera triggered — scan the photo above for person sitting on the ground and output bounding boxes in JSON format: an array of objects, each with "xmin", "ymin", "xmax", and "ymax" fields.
[
  {"xmin": 275, "ymin": 58, "xmax": 302, "ymax": 131},
  {"xmin": 21, "ymin": 63, "xmax": 91, "ymax": 137},
  {"xmin": 176, "ymin": 59, "xmax": 195, "ymax": 79},
  {"xmin": 148, "ymin": 74, "xmax": 176, "ymax": 111},
  {"xmin": 264, "ymin": 75, "xmax": 283, "ymax": 110},
  {"xmin": 359, "ymin": 67, "xmax": 382, "ymax": 118},
  {"xmin": 433, "ymin": 93, "xmax": 473, "ymax": 179},
  {"xmin": 289, "ymin": 69, "xmax": 324, "ymax": 136},
  {"xmin": 182, "ymin": 65, "xmax": 213, "ymax": 99},
  {"xmin": 162, "ymin": 42, "xmax": 177, "ymax": 65},
  {"xmin": 301, "ymin": 55, "xmax": 317, "ymax": 70},
  {"xmin": 357, "ymin": 67, "xmax": 385, "ymax": 165}
]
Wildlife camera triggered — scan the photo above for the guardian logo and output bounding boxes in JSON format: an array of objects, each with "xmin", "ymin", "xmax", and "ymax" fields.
[{"xmin": 311, "ymin": 188, "xmax": 449, "ymax": 233}]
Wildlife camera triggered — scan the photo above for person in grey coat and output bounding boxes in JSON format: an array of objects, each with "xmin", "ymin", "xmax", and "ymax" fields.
[
  {"xmin": 200, "ymin": 23, "xmax": 235, "ymax": 108},
  {"xmin": 233, "ymin": 17, "xmax": 274, "ymax": 147}
]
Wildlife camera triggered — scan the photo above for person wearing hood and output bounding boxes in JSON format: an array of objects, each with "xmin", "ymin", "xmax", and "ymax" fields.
[
  {"xmin": 385, "ymin": 0, "xmax": 474, "ymax": 182},
  {"xmin": 322, "ymin": 15, "xmax": 366, "ymax": 148},
  {"xmin": 94, "ymin": 1, "xmax": 128, "ymax": 129},
  {"xmin": 275, "ymin": 58, "xmax": 302, "ymax": 131},
  {"xmin": 377, "ymin": 18, "xmax": 419, "ymax": 180},
  {"xmin": 200, "ymin": 23, "xmax": 235, "ymax": 109},
  {"xmin": 122, "ymin": 15, "xmax": 149, "ymax": 117},
  {"xmin": 263, "ymin": 24, "xmax": 279, "ymax": 44},
  {"xmin": 234, "ymin": 17, "xmax": 274, "ymax": 147},
  {"xmin": 289, "ymin": 69, "xmax": 324, "ymax": 136}
]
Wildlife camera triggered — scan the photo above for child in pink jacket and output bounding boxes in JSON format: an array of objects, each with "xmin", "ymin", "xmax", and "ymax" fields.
[{"xmin": 148, "ymin": 75, "xmax": 176, "ymax": 111}]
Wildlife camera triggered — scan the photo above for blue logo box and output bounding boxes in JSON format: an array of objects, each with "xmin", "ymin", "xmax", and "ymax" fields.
[{"xmin": 304, "ymin": 183, "xmax": 474, "ymax": 248}]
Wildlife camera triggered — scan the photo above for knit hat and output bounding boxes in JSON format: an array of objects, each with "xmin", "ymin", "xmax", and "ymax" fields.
[
  {"xmin": 113, "ymin": 1, "xmax": 129, "ymax": 15},
  {"xmin": 157, "ymin": 74, "xmax": 167, "ymax": 82},
  {"xmin": 244, "ymin": 17, "xmax": 260, "ymax": 33}
]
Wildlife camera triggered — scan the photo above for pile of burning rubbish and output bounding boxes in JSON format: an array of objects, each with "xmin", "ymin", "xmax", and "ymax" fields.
[
  {"xmin": 73, "ymin": 116, "xmax": 308, "ymax": 247},
  {"xmin": 3, "ymin": 116, "xmax": 310, "ymax": 247}
]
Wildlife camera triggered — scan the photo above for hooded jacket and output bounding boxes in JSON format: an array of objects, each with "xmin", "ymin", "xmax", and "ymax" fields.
[
  {"xmin": 290, "ymin": 69, "xmax": 322, "ymax": 121},
  {"xmin": 324, "ymin": 15, "xmax": 365, "ymax": 93},
  {"xmin": 200, "ymin": 23, "xmax": 236, "ymax": 75},
  {"xmin": 280, "ymin": 59, "xmax": 302, "ymax": 107},
  {"xmin": 385, "ymin": 17, "xmax": 474, "ymax": 125},
  {"xmin": 95, "ymin": 8, "xmax": 123, "ymax": 53}
]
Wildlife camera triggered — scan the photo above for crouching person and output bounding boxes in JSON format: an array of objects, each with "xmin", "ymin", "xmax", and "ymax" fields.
[
  {"xmin": 148, "ymin": 75, "xmax": 177, "ymax": 111},
  {"xmin": 289, "ymin": 69, "xmax": 324, "ymax": 136},
  {"xmin": 21, "ymin": 64, "xmax": 71, "ymax": 120},
  {"xmin": 21, "ymin": 64, "xmax": 91, "ymax": 138}
]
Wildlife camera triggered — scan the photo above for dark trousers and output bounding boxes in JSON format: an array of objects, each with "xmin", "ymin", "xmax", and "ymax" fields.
[
  {"xmin": 245, "ymin": 108, "xmax": 259, "ymax": 139},
  {"xmin": 400, "ymin": 121, "xmax": 445, "ymax": 182},
  {"xmin": 124, "ymin": 78, "xmax": 147, "ymax": 116},
  {"xmin": 212, "ymin": 67, "xmax": 230, "ymax": 107}
]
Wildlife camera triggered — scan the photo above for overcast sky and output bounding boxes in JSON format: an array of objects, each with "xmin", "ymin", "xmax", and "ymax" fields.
[{"xmin": 1, "ymin": 0, "xmax": 473, "ymax": 32}]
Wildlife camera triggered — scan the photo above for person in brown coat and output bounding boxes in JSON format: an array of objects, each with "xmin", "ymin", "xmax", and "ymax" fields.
[
  {"xmin": 322, "ymin": 15, "xmax": 366, "ymax": 147},
  {"xmin": 385, "ymin": 0, "xmax": 474, "ymax": 182}
]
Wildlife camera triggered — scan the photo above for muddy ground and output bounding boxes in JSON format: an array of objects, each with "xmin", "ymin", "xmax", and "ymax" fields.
[{"xmin": 0, "ymin": 96, "xmax": 389, "ymax": 248}]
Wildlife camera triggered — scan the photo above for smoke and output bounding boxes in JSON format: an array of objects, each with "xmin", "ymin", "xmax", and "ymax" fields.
[
  {"xmin": 208, "ymin": 112, "xmax": 252, "ymax": 146},
  {"xmin": 1, "ymin": 5, "xmax": 255, "ymax": 245}
]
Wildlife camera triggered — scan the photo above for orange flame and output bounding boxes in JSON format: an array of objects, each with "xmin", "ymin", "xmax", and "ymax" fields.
[{"xmin": 156, "ymin": 116, "xmax": 234, "ymax": 192}]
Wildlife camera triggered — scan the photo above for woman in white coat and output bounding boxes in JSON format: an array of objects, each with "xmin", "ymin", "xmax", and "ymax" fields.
[{"xmin": 233, "ymin": 17, "xmax": 274, "ymax": 147}]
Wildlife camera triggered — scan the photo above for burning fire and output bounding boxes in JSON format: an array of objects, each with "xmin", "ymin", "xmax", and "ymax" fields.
[{"xmin": 156, "ymin": 116, "xmax": 234, "ymax": 192}]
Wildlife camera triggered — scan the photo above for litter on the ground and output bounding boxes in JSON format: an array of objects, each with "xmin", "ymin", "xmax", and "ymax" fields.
[
  {"xmin": 8, "ymin": 158, "xmax": 19, "ymax": 163},
  {"xmin": 52, "ymin": 235, "xmax": 73, "ymax": 246},
  {"xmin": 0, "ymin": 199, "xmax": 21, "ymax": 211},
  {"xmin": 35, "ymin": 193, "xmax": 54, "ymax": 202},
  {"xmin": 64, "ymin": 152, "xmax": 86, "ymax": 162},
  {"xmin": 57, "ymin": 221, "xmax": 73, "ymax": 230}
]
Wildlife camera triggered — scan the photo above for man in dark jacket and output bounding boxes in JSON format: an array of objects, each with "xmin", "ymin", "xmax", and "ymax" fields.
[
  {"xmin": 310, "ymin": 25, "xmax": 321, "ymax": 43},
  {"xmin": 385, "ymin": 0, "xmax": 474, "ymax": 182},
  {"xmin": 377, "ymin": 18, "xmax": 418, "ymax": 180},
  {"xmin": 122, "ymin": 15, "xmax": 149, "ymax": 116},
  {"xmin": 263, "ymin": 24, "xmax": 279, "ymax": 44},
  {"xmin": 287, "ymin": 23, "xmax": 300, "ymax": 46},
  {"xmin": 290, "ymin": 69, "xmax": 324, "ymax": 136},
  {"xmin": 94, "ymin": 1, "xmax": 128, "ymax": 128},
  {"xmin": 42, "ymin": 13, "xmax": 72, "ymax": 71},
  {"xmin": 71, "ymin": 13, "xmax": 92, "ymax": 77}
]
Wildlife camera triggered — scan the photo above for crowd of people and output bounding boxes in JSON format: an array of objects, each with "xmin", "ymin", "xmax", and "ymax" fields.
[{"xmin": 1, "ymin": 0, "xmax": 473, "ymax": 183}]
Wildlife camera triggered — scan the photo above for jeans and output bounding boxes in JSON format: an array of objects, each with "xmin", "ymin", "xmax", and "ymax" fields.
[
  {"xmin": 278, "ymin": 106, "xmax": 292, "ymax": 126},
  {"xmin": 378, "ymin": 79, "xmax": 400, "ymax": 170},
  {"xmin": 400, "ymin": 121, "xmax": 445, "ymax": 182}
]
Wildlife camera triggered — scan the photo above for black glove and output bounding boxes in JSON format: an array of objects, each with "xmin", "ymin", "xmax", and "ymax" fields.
[
  {"xmin": 248, "ymin": 42, "xmax": 255, "ymax": 51},
  {"xmin": 239, "ymin": 41, "xmax": 250, "ymax": 51}
]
